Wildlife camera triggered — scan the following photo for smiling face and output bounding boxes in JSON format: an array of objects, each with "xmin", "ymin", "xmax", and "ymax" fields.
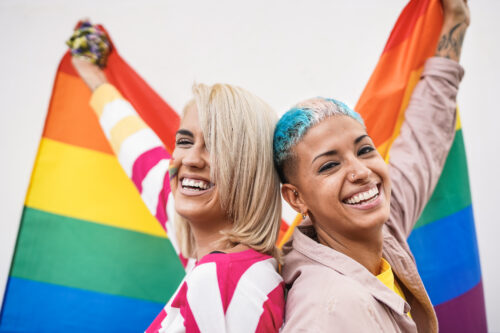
[
  {"xmin": 171, "ymin": 104, "xmax": 228, "ymax": 227},
  {"xmin": 282, "ymin": 115, "xmax": 391, "ymax": 241}
]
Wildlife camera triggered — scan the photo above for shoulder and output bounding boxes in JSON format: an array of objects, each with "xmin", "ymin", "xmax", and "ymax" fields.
[
  {"xmin": 284, "ymin": 265, "xmax": 382, "ymax": 332},
  {"xmin": 200, "ymin": 249, "xmax": 282, "ymax": 280},
  {"xmin": 194, "ymin": 250, "xmax": 284, "ymax": 332},
  {"xmin": 193, "ymin": 249, "xmax": 284, "ymax": 302},
  {"xmin": 287, "ymin": 262, "xmax": 369, "ymax": 307}
]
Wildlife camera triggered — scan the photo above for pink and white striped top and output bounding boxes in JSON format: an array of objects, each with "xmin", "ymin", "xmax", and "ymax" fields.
[
  {"xmin": 146, "ymin": 249, "xmax": 284, "ymax": 333},
  {"xmin": 90, "ymin": 83, "xmax": 185, "ymax": 262},
  {"xmin": 90, "ymin": 84, "xmax": 285, "ymax": 332}
]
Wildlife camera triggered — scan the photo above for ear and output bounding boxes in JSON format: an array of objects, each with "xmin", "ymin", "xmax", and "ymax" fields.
[{"xmin": 281, "ymin": 183, "xmax": 309, "ymax": 216}]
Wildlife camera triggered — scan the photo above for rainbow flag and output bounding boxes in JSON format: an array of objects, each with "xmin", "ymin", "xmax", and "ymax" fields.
[
  {"xmin": 0, "ymin": 1, "xmax": 487, "ymax": 331},
  {"xmin": 0, "ymin": 37, "xmax": 185, "ymax": 331},
  {"xmin": 356, "ymin": 0, "xmax": 487, "ymax": 331}
]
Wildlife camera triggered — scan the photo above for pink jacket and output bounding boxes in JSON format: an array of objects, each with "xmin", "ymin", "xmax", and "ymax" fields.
[{"xmin": 282, "ymin": 57, "xmax": 464, "ymax": 333}]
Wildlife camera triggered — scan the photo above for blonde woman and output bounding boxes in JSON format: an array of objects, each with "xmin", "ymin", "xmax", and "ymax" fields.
[{"xmin": 70, "ymin": 33, "xmax": 284, "ymax": 332}]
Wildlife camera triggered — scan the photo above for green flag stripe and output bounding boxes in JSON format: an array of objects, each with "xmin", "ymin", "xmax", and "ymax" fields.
[
  {"xmin": 414, "ymin": 129, "xmax": 472, "ymax": 229},
  {"xmin": 11, "ymin": 207, "xmax": 185, "ymax": 303}
]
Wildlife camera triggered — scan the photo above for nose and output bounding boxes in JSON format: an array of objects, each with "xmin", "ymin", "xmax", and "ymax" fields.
[
  {"xmin": 347, "ymin": 157, "xmax": 370, "ymax": 183},
  {"xmin": 182, "ymin": 145, "xmax": 207, "ymax": 169}
]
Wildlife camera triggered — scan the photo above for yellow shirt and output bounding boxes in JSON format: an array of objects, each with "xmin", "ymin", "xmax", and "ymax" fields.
[{"xmin": 376, "ymin": 258, "xmax": 411, "ymax": 318}]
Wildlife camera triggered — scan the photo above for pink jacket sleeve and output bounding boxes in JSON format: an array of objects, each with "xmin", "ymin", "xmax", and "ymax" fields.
[{"xmin": 388, "ymin": 57, "xmax": 465, "ymax": 237}]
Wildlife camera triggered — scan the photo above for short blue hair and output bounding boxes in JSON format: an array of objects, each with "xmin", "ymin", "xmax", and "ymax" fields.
[{"xmin": 273, "ymin": 97, "xmax": 364, "ymax": 183}]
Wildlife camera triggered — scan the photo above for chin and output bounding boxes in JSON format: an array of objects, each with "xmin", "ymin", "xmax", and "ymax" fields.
[
  {"xmin": 174, "ymin": 199, "xmax": 200, "ymax": 221},
  {"xmin": 350, "ymin": 208, "xmax": 390, "ymax": 235},
  {"xmin": 175, "ymin": 208, "xmax": 209, "ymax": 226},
  {"xmin": 375, "ymin": 210, "xmax": 390, "ymax": 227}
]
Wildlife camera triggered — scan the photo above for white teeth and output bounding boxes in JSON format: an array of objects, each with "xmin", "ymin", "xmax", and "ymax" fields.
[
  {"xmin": 345, "ymin": 186, "xmax": 379, "ymax": 205},
  {"xmin": 181, "ymin": 178, "xmax": 211, "ymax": 190}
]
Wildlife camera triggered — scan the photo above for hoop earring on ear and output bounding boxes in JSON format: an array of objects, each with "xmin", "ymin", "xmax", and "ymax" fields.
[{"xmin": 302, "ymin": 212, "xmax": 307, "ymax": 219}]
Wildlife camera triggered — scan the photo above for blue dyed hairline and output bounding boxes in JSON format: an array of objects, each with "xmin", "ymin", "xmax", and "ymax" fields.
[{"xmin": 273, "ymin": 98, "xmax": 364, "ymax": 180}]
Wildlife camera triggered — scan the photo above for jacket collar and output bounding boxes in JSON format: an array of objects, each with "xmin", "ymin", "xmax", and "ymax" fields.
[{"xmin": 291, "ymin": 221, "xmax": 411, "ymax": 316}]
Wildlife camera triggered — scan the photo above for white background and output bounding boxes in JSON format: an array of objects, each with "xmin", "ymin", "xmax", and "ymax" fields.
[{"xmin": 1, "ymin": 0, "xmax": 499, "ymax": 331}]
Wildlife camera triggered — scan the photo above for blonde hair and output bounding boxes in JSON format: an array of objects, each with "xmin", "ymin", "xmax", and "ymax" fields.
[{"xmin": 175, "ymin": 83, "xmax": 282, "ymax": 260}]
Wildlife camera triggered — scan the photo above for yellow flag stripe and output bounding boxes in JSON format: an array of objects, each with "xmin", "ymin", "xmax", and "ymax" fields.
[
  {"xmin": 278, "ymin": 213, "xmax": 303, "ymax": 249},
  {"xmin": 25, "ymin": 138, "xmax": 166, "ymax": 238}
]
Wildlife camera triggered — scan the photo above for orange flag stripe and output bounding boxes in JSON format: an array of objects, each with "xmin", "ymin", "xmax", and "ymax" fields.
[
  {"xmin": 43, "ymin": 71, "xmax": 113, "ymax": 154},
  {"xmin": 356, "ymin": 0, "xmax": 443, "ymax": 147}
]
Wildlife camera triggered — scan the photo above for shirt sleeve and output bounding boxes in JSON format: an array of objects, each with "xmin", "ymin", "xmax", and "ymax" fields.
[
  {"xmin": 388, "ymin": 57, "xmax": 465, "ymax": 237},
  {"xmin": 89, "ymin": 83, "xmax": 173, "ymax": 234}
]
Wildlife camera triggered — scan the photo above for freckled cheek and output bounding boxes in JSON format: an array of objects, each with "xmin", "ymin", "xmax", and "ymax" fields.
[
  {"xmin": 374, "ymin": 158, "xmax": 388, "ymax": 174},
  {"xmin": 321, "ymin": 177, "xmax": 343, "ymax": 199},
  {"xmin": 377, "ymin": 166, "xmax": 391, "ymax": 195},
  {"xmin": 310, "ymin": 179, "xmax": 341, "ymax": 210}
]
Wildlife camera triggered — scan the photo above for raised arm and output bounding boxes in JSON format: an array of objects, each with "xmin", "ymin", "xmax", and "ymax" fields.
[
  {"xmin": 435, "ymin": 0, "xmax": 470, "ymax": 61},
  {"xmin": 72, "ymin": 56, "xmax": 175, "ymax": 241},
  {"xmin": 388, "ymin": 0, "xmax": 469, "ymax": 237}
]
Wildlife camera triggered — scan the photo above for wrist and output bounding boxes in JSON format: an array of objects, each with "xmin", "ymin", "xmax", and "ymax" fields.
[
  {"xmin": 443, "ymin": 15, "xmax": 469, "ymax": 29},
  {"xmin": 442, "ymin": 5, "xmax": 470, "ymax": 28},
  {"xmin": 71, "ymin": 56, "xmax": 108, "ymax": 91}
]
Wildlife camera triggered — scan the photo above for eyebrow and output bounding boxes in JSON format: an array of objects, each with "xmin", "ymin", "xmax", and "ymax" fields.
[
  {"xmin": 312, "ymin": 150, "xmax": 338, "ymax": 164},
  {"xmin": 176, "ymin": 129, "xmax": 194, "ymax": 138},
  {"xmin": 311, "ymin": 134, "xmax": 370, "ymax": 164},
  {"xmin": 355, "ymin": 134, "xmax": 369, "ymax": 144}
]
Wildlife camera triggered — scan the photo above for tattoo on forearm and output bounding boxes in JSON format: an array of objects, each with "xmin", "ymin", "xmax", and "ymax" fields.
[{"xmin": 436, "ymin": 22, "xmax": 466, "ymax": 60}]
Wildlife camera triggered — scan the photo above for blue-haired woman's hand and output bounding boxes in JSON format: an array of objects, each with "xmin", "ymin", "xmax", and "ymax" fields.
[
  {"xmin": 436, "ymin": 0, "xmax": 470, "ymax": 61},
  {"xmin": 442, "ymin": 0, "xmax": 470, "ymax": 27}
]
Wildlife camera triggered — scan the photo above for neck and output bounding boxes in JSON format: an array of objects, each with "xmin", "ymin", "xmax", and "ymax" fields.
[
  {"xmin": 315, "ymin": 223, "xmax": 384, "ymax": 275},
  {"xmin": 189, "ymin": 218, "xmax": 233, "ymax": 261}
]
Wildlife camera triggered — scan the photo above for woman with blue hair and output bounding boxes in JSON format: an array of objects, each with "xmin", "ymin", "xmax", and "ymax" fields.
[{"xmin": 275, "ymin": 0, "xmax": 469, "ymax": 331}]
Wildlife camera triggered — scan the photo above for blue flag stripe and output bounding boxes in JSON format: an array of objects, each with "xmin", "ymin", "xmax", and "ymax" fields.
[
  {"xmin": 0, "ymin": 277, "xmax": 164, "ymax": 333},
  {"xmin": 408, "ymin": 205, "xmax": 481, "ymax": 305}
]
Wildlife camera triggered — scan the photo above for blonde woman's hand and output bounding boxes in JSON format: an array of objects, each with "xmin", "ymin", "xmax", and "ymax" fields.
[
  {"xmin": 71, "ymin": 56, "xmax": 108, "ymax": 92},
  {"xmin": 67, "ymin": 20, "xmax": 111, "ymax": 91}
]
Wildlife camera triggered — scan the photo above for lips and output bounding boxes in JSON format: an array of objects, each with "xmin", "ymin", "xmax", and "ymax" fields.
[{"xmin": 343, "ymin": 184, "xmax": 379, "ymax": 205}]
